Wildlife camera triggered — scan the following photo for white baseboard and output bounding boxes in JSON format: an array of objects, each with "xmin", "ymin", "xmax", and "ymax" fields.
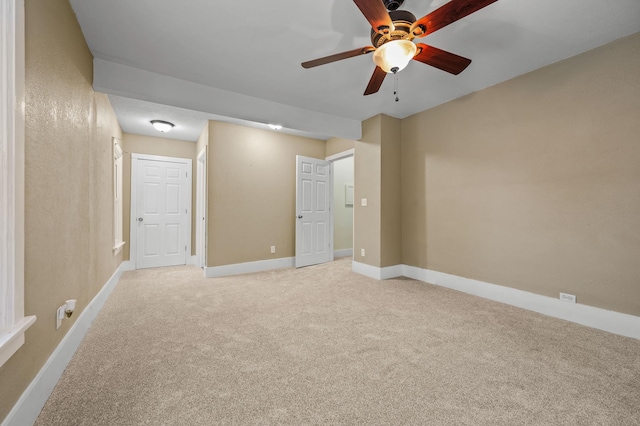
[
  {"xmin": 186, "ymin": 255, "xmax": 197, "ymax": 266},
  {"xmin": 334, "ymin": 249, "xmax": 353, "ymax": 258},
  {"xmin": 401, "ymin": 265, "xmax": 640, "ymax": 340},
  {"xmin": 205, "ymin": 257, "xmax": 295, "ymax": 278},
  {"xmin": 120, "ymin": 260, "xmax": 134, "ymax": 271},
  {"xmin": 352, "ymin": 261, "xmax": 403, "ymax": 280},
  {"xmin": 2, "ymin": 261, "xmax": 130, "ymax": 426},
  {"xmin": 350, "ymin": 262, "xmax": 640, "ymax": 340}
]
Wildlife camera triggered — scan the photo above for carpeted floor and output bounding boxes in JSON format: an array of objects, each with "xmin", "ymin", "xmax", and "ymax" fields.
[{"xmin": 36, "ymin": 258, "xmax": 640, "ymax": 425}]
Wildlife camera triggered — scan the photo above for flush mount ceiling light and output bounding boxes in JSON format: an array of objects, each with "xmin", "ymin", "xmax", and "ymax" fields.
[
  {"xmin": 268, "ymin": 124, "xmax": 283, "ymax": 130},
  {"xmin": 150, "ymin": 120, "xmax": 174, "ymax": 132},
  {"xmin": 373, "ymin": 39, "xmax": 417, "ymax": 74}
]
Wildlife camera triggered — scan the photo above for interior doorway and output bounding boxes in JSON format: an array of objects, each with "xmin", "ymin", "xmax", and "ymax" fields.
[{"xmin": 326, "ymin": 149, "xmax": 354, "ymax": 259}]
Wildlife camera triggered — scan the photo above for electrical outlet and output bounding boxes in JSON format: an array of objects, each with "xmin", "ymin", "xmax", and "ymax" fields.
[
  {"xmin": 559, "ymin": 292, "xmax": 577, "ymax": 303},
  {"xmin": 270, "ymin": 245, "xmax": 276, "ymax": 254},
  {"xmin": 361, "ymin": 248, "xmax": 365, "ymax": 257}
]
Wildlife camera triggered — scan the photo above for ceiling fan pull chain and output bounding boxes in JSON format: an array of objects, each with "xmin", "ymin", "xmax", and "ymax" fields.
[{"xmin": 393, "ymin": 70, "xmax": 399, "ymax": 102}]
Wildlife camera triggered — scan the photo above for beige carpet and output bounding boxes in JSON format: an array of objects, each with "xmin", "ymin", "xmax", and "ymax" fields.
[{"xmin": 36, "ymin": 258, "xmax": 640, "ymax": 425}]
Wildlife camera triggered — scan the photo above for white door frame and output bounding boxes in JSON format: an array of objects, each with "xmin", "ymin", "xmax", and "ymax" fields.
[
  {"xmin": 195, "ymin": 147, "xmax": 207, "ymax": 268},
  {"xmin": 325, "ymin": 148, "xmax": 354, "ymax": 163},
  {"xmin": 130, "ymin": 153, "xmax": 192, "ymax": 269}
]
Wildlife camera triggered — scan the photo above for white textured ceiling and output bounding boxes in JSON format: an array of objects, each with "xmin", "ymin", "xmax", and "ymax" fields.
[{"xmin": 69, "ymin": 0, "xmax": 640, "ymax": 141}]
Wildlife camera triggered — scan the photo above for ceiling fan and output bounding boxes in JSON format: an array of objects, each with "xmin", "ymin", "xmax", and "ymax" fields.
[{"xmin": 302, "ymin": 0, "xmax": 499, "ymax": 96}]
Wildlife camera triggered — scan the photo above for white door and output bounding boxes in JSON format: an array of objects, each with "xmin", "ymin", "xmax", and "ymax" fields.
[
  {"xmin": 295, "ymin": 155, "xmax": 333, "ymax": 268},
  {"xmin": 135, "ymin": 157, "xmax": 191, "ymax": 269}
]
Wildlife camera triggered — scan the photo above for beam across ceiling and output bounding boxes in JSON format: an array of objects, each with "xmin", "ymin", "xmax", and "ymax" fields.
[{"xmin": 93, "ymin": 59, "xmax": 362, "ymax": 141}]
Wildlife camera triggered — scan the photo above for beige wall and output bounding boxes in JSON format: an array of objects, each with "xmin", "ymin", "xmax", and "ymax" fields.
[
  {"xmin": 326, "ymin": 137, "xmax": 355, "ymax": 158},
  {"xmin": 401, "ymin": 32, "xmax": 640, "ymax": 316},
  {"xmin": 0, "ymin": 0, "xmax": 123, "ymax": 420},
  {"xmin": 206, "ymin": 121, "xmax": 325, "ymax": 266},
  {"xmin": 122, "ymin": 133, "xmax": 197, "ymax": 259},
  {"xmin": 380, "ymin": 115, "xmax": 402, "ymax": 267},
  {"xmin": 354, "ymin": 115, "xmax": 402, "ymax": 267},
  {"xmin": 354, "ymin": 116, "xmax": 383, "ymax": 266}
]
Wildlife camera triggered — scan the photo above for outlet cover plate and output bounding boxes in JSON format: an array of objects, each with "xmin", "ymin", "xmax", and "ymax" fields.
[
  {"xmin": 559, "ymin": 292, "xmax": 577, "ymax": 303},
  {"xmin": 56, "ymin": 306, "xmax": 65, "ymax": 329}
]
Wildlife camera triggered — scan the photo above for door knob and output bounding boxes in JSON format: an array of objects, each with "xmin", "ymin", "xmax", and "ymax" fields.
[
  {"xmin": 297, "ymin": 215, "xmax": 303, "ymax": 219},
  {"xmin": 138, "ymin": 217, "xmax": 143, "ymax": 222}
]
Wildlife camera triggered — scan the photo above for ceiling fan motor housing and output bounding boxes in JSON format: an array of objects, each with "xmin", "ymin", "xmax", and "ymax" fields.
[
  {"xmin": 371, "ymin": 9, "xmax": 417, "ymax": 47},
  {"xmin": 383, "ymin": 0, "xmax": 405, "ymax": 11}
]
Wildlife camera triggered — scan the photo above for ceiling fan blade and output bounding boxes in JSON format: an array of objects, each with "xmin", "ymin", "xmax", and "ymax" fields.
[
  {"xmin": 413, "ymin": 43, "xmax": 471, "ymax": 75},
  {"xmin": 302, "ymin": 46, "xmax": 375, "ymax": 69},
  {"xmin": 353, "ymin": 0, "xmax": 394, "ymax": 34},
  {"xmin": 411, "ymin": 0, "xmax": 498, "ymax": 38},
  {"xmin": 364, "ymin": 66, "xmax": 387, "ymax": 95}
]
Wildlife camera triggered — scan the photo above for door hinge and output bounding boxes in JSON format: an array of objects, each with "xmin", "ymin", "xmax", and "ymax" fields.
[
  {"xmin": 185, "ymin": 245, "xmax": 187, "ymax": 252},
  {"xmin": 185, "ymin": 208, "xmax": 188, "ymax": 214},
  {"xmin": 186, "ymin": 171, "xmax": 188, "ymax": 178}
]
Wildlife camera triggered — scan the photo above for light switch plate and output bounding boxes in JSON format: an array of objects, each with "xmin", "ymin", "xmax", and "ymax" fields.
[{"xmin": 361, "ymin": 198, "xmax": 367, "ymax": 207}]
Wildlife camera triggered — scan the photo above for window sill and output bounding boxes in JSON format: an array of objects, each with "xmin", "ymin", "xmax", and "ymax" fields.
[
  {"xmin": 0, "ymin": 315, "xmax": 37, "ymax": 367},
  {"xmin": 113, "ymin": 241, "xmax": 125, "ymax": 255}
]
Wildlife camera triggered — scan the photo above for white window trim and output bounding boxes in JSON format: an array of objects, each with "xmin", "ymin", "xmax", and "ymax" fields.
[
  {"xmin": 1, "ymin": 0, "xmax": 36, "ymax": 368},
  {"xmin": 113, "ymin": 137, "xmax": 125, "ymax": 255}
]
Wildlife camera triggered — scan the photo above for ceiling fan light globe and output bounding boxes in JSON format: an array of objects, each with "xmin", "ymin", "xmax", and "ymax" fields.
[{"xmin": 373, "ymin": 40, "xmax": 417, "ymax": 73}]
